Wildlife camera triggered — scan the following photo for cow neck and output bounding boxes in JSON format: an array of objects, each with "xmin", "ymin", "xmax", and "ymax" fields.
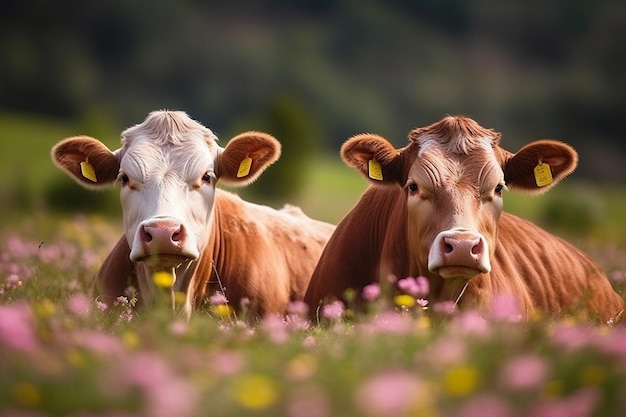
[
  {"xmin": 195, "ymin": 189, "xmax": 240, "ymax": 305},
  {"xmin": 379, "ymin": 187, "xmax": 412, "ymax": 280}
]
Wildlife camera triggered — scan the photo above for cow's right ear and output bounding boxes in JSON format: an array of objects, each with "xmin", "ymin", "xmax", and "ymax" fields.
[
  {"xmin": 341, "ymin": 134, "xmax": 405, "ymax": 186},
  {"xmin": 51, "ymin": 136, "xmax": 120, "ymax": 189}
]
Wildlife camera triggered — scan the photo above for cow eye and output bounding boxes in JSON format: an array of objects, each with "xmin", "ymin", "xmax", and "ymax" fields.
[
  {"xmin": 494, "ymin": 184, "xmax": 504, "ymax": 195},
  {"xmin": 408, "ymin": 183, "xmax": 418, "ymax": 193},
  {"xmin": 119, "ymin": 174, "xmax": 130, "ymax": 186},
  {"xmin": 201, "ymin": 172, "xmax": 213, "ymax": 183}
]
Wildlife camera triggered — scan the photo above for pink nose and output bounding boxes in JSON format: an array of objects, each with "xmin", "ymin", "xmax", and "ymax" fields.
[
  {"xmin": 428, "ymin": 229, "xmax": 491, "ymax": 275},
  {"xmin": 441, "ymin": 235, "xmax": 484, "ymax": 264},
  {"xmin": 140, "ymin": 221, "xmax": 185, "ymax": 255}
]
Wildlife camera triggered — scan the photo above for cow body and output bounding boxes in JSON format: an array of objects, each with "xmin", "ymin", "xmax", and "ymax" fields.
[
  {"xmin": 304, "ymin": 116, "xmax": 624, "ymax": 322},
  {"xmin": 52, "ymin": 111, "xmax": 334, "ymax": 317}
]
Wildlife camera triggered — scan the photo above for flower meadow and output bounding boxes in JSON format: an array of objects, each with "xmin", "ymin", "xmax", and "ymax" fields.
[{"xmin": 2, "ymin": 217, "xmax": 626, "ymax": 417}]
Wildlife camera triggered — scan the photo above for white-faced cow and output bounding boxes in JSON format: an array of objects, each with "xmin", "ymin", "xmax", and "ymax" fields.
[
  {"xmin": 304, "ymin": 116, "xmax": 624, "ymax": 323},
  {"xmin": 52, "ymin": 110, "xmax": 335, "ymax": 318}
]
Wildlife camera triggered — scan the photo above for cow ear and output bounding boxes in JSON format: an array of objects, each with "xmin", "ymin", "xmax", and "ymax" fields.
[
  {"xmin": 51, "ymin": 136, "xmax": 120, "ymax": 189},
  {"xmin": 503, "ymin": 140, "xmax": 578, "ymax": 194},
  {"xmin": 341, "ymin": 134, "xmax": 405, "ymax": 185},
  {"xmin": 218, "ymin": 131, "xmax": 281, "ymax": 186}
]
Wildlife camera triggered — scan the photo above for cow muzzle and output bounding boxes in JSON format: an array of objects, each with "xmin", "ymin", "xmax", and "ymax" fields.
[
  {"xmin": 130, "ymin": 218, "xmax": 200, "ymax": 268},
  {"xmin": 427, "ymin": 228, "xmax": 491, "ymax": 280}
]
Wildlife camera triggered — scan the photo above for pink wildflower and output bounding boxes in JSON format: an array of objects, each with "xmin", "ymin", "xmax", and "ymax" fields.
[
  {"xmin": 66, "ymin": 293, "xmax": 92, "ymax": 317},
  {"xmin": 209, "ymin": 292, "xmax": 228, "ymax": 305},
  {"xmin": 611, "ymin": 270, "xmax": 626, "ymax": 283},
  {"xmin": 169, "ymin": 320, "xmax": 188, "ymax": 336},
  {"xmin": 285, "ymin": 314, "xmax": 310, "ymax": 331},
  {"xmin": 432, "ymin": 301, "xmax": 457, "ymax": 315},
  {"xmin": 286, "ymin": 301, "xmax": 309, "ymax": 316},
  {"xmin": 115, "ymin": 352, "xmax": 199, "ymax": 417},
  {"xmin": 286, "ymin": 386, "xmax": 330, "ymax": 417},
  {"xmin": 456, "ymin": 394, "xmax": 514, "ymax": 417},
  {"xmin": 529, "ymin": 387, "xmax": 599, "ymax": 417},
  {"xmin": 302, "ymin": 335, "xmax": 316, "ymax": 348},
  {"xmin": 72, "ymin": 330, "xmax": 124, "ymax": 356},
  {"xmin": 450, "ymin": 311, "xmax": 491, "ymax": 338},
  {"xmin": 0, "ymin": 304, "xmax": 39, "ymax": 353},
  {"xmin": 362, "ymin": 283, "xmax": 381, "ymax": 302},
  {"xmin": 489, "ymin": 294, "xmax": 523, "ymax": 322},
  {"xmin": 363, "ymin": 311, "xmax": 412, "ymax": 335},
  {"xmin": 321, "ymin": 300, "xmax": 345, "ymax": 320},
  {"xmin": 397, "ymin": 276, "xmax": 429, "ymax": 297},
  {"xmin": 499, "ymin": 354, "xmax": 548, "ymax": 391},
  {"xmin": 262, "ymin": 314, "xmax": 289, "ymax": 344},
  {"xmin": 208, "ymin": 349, "xmax": 245, "ymax": 376},
  {"xmin": 416, "ymin": 298, "xmax": 429, "ymax": 308},
  {"xmin": 551, "ymin": 323, "xmax": 594, "ymax": 351},
  {"xmin": 354, "ymin": 370, "xmax": 427, "ymax": 416},
  {"xmin": 6, "ymin": 273, "xmax": 21, "ymax": 287}
]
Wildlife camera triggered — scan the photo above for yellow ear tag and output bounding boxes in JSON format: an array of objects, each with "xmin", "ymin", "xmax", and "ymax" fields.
[
  {"xmin": 534, "ymin": 162, "xmax": 553, "ymax": 187},
  {"xmin": 237, "ymin": 156, "xmax": 252, "ymax": 178},
  {"xmin": 80, "ymin": 160, "xmax": 97, "ymax": 182},
  {"xmin": 368, "ymin": 159, "xmax": 383, "ymax": 181}
]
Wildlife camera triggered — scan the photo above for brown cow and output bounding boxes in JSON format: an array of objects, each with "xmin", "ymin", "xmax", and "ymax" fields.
[
  {"xmin": 52, "ymin": 110, "xmax": 335, "ymax": 318},
  {"xmin": 304, "ymin": 116, "xmax": 624, "ymax": 323}
]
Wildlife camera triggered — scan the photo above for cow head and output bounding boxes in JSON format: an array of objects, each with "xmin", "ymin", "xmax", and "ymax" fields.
[
  {"xmin": 52, "ymin": 111, "xmax": 280, "ymax": 272},
  {"xmin": 341, "ymin": 116, "xmax": 577, "ymax": 286}
]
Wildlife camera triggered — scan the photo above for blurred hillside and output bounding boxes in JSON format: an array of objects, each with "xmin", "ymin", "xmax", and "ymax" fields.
[{"xmin": 1, "ymin": 0, "xmax": 625, "ymax": 202}]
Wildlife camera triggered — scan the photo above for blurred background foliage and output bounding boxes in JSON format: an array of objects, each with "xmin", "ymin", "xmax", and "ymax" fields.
[{"xmin": 1, "ymin": 0, "xmax": 625, "ymax": 242}]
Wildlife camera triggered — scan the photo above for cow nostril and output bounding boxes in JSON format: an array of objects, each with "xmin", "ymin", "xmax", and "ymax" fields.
[
  {"xmin": 471, "ymin": 239, "xmax": 483, "ymax": 255},
  {"xmin": 143, "ymin": 228, "xmax": 153, "ymax": 242},
  {"xmin": 172, "ymin": 230, "xmax": 182, "ymax": 242},
  {"xmin": 444, "ymin": 243, "xmax": 454, "ymax": 253}
]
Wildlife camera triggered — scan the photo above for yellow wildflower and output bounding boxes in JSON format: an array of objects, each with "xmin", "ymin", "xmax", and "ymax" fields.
[
  {"xmin": 212, "ymin": 304, "xmax": 234, "ymax": 318},
  {"xmin": 580, "ymin": 365, "xmax": 606, "ymax": 386},
  {"xmin": 233, "ymin": 374, "xmax": 279, "ymax": 409},
  {"xmin": 122, "ymin": 330, "xmax": 140, "ymax": 349},
  {"xmin": 34, "ymin": 298, "xmax": 56, "ymax": 318},
  {"xmin": 444, "ymin": 366, "xmax": 480, "ymax": 397},
  {"xmin": 543, "ymin": 379, "xmax": 565, "ymax": 397},
  {"xmin": 12, "ymin": 382, "xmax": 41, "ymax": 407},
  {"xmin": 394, "ymin": 294, "xmax": 416, "ymax": 308},
  {"xmin": 173, "ymin": 291, "xmax": 187, "ymax": 306},
  {"xmin": 153, "ymin": 271, "xmax": 175, "ymax": 288}
]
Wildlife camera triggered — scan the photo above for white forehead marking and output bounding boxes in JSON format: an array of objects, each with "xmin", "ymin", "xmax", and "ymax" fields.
[
  {"xmin": 121, "ymin": 110, "xmax": 219, "ymax": 149},
  {"xmin": 417, "ymin": 132, "xmax": 494, "ymax": 157},
  {"xmin": 118, "ymin": 111, "xmax": 220, "ymax": 181},
  {"xmin": 410, "ymin": 116, "xmax": 501, "ymax": 158}
]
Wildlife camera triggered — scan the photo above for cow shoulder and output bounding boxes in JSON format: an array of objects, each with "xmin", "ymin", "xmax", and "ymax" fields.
[
  {"xmin": 490, "ymin": 213, "xmax": 624, "ymax": 321},
  {"xmin": 304, "ymin": 185, "xmax": 407, "ymax": 310},
  {"xmin": 97, "ymin": 235, "xmax": 137, "ymax": 306}
]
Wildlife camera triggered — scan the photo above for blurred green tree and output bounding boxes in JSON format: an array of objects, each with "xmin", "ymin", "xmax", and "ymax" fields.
[{"xmin": 246, "ymin": 93, "xmax": 320, "ymax": 203}]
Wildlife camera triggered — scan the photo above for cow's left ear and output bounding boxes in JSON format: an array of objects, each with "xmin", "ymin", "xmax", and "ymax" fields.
[
  {"xmin": 218, "ymin": 131, "xmax": 281, "ymax": 186},
  {"xmin": 51, "ymin": 136, "xmax": 120, "ymax": 190},
  {"xmin": 502, "ymin": 140, "xmax": 578, "ymax": 194},
  {"xmin": 341, "ymin": 134, "xmax": 406, "ymax": 186}
]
